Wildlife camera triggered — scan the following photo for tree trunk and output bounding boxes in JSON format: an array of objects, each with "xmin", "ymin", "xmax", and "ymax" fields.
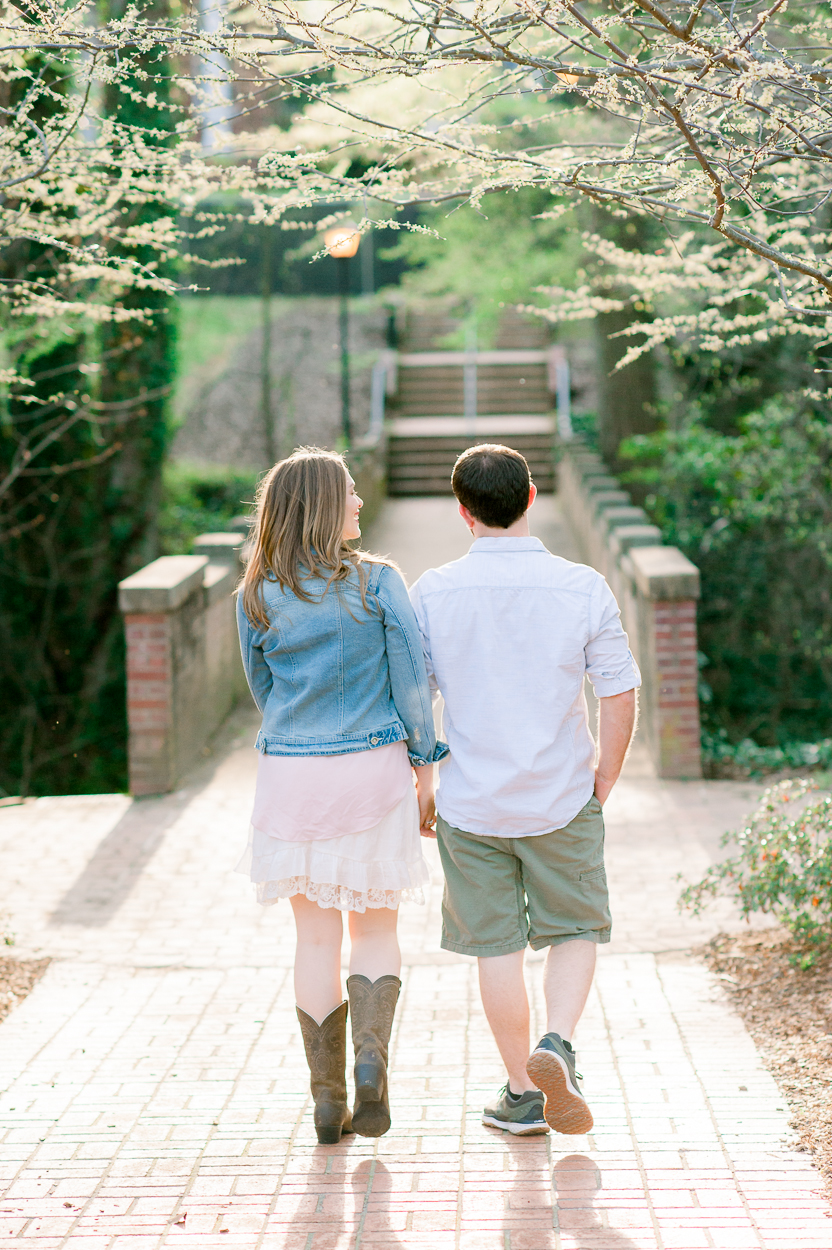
[{"xmin": 591, "ymin": 209, "xmax": 659, "ymax": 469}]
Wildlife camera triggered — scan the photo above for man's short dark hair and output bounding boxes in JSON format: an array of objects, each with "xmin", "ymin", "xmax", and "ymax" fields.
[{"xmin": 451, "ymin": 444, "xmax": 532, "ymax": 529}]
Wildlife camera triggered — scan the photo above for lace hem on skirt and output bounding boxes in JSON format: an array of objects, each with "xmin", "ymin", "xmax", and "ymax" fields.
[
  {"xmin": 254, "ymin": 875, "xmax": 425, "ymax": 912},
  {"xmin": 236, "ymin": 786, "xmax": 429, "ymax": 910}
]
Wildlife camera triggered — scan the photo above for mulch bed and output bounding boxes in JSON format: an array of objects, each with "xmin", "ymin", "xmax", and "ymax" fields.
[
  {"xmin": 702, "ymin": 929, "xmax": 832, "ymax": 1186},
  {"xmin": 0, "ymin": 956, "xmax": 50, "ymax": 1027}
]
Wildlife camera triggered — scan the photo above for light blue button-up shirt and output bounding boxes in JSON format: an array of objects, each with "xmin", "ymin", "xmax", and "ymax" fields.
[{"xmin": 409, "ymin": 537, "xmax": 641, "ymax": 837}]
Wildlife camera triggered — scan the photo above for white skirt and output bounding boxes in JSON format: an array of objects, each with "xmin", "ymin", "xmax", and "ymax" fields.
[{"xmin": 235, "ymin": 786, "xmax": 430, "ymax": 912}]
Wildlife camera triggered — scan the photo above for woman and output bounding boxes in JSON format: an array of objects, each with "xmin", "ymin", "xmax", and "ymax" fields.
[{"xmin": 236, "ymin": 447, "xmax": 447, "ymax": 1145}]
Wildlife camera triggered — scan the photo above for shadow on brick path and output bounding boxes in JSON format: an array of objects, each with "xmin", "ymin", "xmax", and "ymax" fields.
[
  {"xmin": 1, "ymin": 497, "xmax": 830, "ymax": 1249},
  {"xmin": 48, "ymin": 791, "xmax": 191, "ymax": 927},
  {"xmin": 553, "ymin": 1154, "xmax": 640, "ymax": 1250},
  {"xmin": 352, "ymin": 1159, "xmax": 405, "ymax": 1246}
]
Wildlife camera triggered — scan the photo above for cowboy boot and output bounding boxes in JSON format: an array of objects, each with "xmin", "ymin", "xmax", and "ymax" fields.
[
  {"xmin": 347, "ymin": 973, "xmax": 401, "ymax": 1138},
  {"xmin": 296, "ymin": 1001, "xmax": 354, "ymax": 1145}
]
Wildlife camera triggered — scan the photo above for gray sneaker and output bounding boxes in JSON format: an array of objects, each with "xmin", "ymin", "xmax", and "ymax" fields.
[
  {"xmin": 482, "ymin": 1085, "xmax": 549, "ymax": 1135},
  {"xmin": 526, "ymin": 1033, "xmax": 594, "ymax": 1134}
]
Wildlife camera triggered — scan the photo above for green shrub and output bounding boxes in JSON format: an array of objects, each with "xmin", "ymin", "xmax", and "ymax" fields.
[
  {"xmin": 621, "ymin": 399, "xmax": 832, "ymax": 747},
  {"xmin": 679, "ymin": 779, "xmax": 832, "ymax": 964},
  {"xmin": 569, "ymin": 411, "xmax": 599, "ymax": 452},
  {"xmin": 158, "ymin": 463, "xmax": 258, "ymax": 554},
  {"xmin": 702, "ymin": 730, "xmax": 832, "ymax": 778}
]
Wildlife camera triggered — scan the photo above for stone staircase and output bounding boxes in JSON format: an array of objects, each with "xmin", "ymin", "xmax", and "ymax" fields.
[{"xmin": 387, "ymin": 310, "xmax": 558, "ymax": 496}]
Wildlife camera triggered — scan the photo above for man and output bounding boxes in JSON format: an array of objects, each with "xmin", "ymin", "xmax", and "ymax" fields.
[{"xmin": 409, "ymin": 444, "xmax": 639, "ymax": 1136}]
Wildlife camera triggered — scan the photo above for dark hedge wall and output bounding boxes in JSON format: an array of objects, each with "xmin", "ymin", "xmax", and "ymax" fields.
[{"xmin": 0, "ymin": 13, "xmax": 176, "ymax": 797}]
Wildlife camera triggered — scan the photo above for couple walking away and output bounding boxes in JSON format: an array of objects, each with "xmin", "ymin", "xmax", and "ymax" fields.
[{"xmin": 235, "ymin": 443, "xmax": 640, "ymax": 1144}]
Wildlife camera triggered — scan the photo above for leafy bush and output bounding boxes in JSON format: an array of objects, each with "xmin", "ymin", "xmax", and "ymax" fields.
[
  {"xmin": 703, "ymin": 730, "xmax": 832, "ymax": 779},
  {"xmin": 159, "ymin": 463, "xmax": 258, "ymax": 555},
  {"xmin": 679, "ymin": 779, "xmax": 832, "ymax": 964},
  {"xmin": 569, "ymin": 411, "xmax": 599, "ymax": 452},
  {"xmin": 388, "ymin": 186, "xmax": 581, "ymax": 342},
  {"xmin": 621, "ymin": 399, "xmax": 832, "ymax": 747}
]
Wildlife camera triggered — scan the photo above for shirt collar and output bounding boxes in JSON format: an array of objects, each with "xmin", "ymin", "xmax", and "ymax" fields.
[{"xmin": 469, "ymin": 537, "xmax": 548, "ymax": 553}]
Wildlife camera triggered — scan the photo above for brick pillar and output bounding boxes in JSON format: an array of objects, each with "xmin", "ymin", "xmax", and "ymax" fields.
[
  {"xmin": 119, "ymin": 552, "xmax": 246, "ymax": 796},
  {"xmin": 630, "ymin": 546, "xmax": 702, "ymax": 779},
  {"xmin": 118, "ymin": 555, "xmax": 208, "ymax": 797},
  {"xmin": 124, "ymin": 613, "xmax": 173, "ymax": 797},
  {"xmin": 557, "ymin": 440, "xmax": 703, "ymax": 779},
  {"xmin": 652, "ymin": 598, "xmax": 702, "ymax": 778}
]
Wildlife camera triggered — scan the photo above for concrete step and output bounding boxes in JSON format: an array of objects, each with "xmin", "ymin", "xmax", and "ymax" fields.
[
  {"xmin": 387, "ymin": 418, "xmax": 556, "ymax": 496},
  {"xmin": 389, "ymin": 473, "xmax": 556, "ymax": 496},
  {"xmin": 388, "ymin": 415, "xmax": 555, "ymax": 436},
  {"xmin": 399, "ymin": 311, "xmax": 461, "ymax": 353},
  {"xmin": 398, "ymin": 309, "xmax": 549, "ymax": 353},
  {"xmin": 494, "ymin": 310, "xmax": 549, "ymax": 349},
  {"xmin": 389, "ymin": 446, "xmax": 554, "ymax": 466},
  {"xmin": 396, "ymin": 359, "xmax": 551, "ymax": 417},
  {"xmin": 389, "ymin": 464, "xmax": 556, "ymax": 482},
  {"xmin": 396, "ymin": 396, "xmax": 551, "ymax": 416}
]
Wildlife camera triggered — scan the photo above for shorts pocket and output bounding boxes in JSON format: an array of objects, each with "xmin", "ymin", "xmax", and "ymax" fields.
[{"xmin": 579, "ymin": 864, "xmax": 607, "ymax": 884}]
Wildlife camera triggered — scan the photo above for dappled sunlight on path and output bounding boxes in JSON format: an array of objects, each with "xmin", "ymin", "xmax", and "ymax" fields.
[{"xmin": 0, "ymin": 496, "xmax": 827, "ymax": 1247}]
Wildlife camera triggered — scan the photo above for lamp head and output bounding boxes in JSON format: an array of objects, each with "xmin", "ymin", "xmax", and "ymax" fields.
[{"xmin": 324, "ymin": 221, "xmax": 360, "ymax": 259}]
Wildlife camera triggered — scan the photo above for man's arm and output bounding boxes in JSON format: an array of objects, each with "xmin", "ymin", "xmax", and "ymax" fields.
[{"xmin": 595, "ymin": 689, "xmax": 637, "ymax": 806}]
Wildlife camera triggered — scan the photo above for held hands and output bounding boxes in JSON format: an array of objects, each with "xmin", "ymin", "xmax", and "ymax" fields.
[{"xmin": 413, "ymin": 764, "xmax": 437, "ymax": 839}]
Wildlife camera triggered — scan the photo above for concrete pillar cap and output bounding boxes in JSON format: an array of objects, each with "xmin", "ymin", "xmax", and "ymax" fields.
[{"xmin": 119, "ymin": 555, "xmax": 208, "ymax": 613}]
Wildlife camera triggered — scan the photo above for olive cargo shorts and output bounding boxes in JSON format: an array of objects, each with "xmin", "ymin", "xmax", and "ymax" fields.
[{"xmin": 436, "ymin": 796, "xmax": 611, "ymax": 956}]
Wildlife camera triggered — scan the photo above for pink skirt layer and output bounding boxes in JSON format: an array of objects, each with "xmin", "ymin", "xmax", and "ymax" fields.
[
  {"xmin": 250, "ymin": 740, "xmax": 412, "ymax": 841},
  {"xmin": 237, "ymin": 742, "xmax": 430, "ymax": 911}
]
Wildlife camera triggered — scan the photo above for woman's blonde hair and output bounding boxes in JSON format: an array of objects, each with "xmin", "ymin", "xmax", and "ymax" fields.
[{"xmin": 240, "ymin": 446, "xmax": 385, "ymax": 629}]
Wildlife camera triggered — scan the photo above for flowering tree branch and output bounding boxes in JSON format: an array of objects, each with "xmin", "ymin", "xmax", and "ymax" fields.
[{"xmin": 3, "ymin": 0, "xmax": 832, "ymax": 356}]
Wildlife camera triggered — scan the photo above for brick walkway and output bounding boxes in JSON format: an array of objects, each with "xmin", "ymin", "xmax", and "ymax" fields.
[{"xmin": 1, "ymin": 497, "xmax": 829, "ymax": 1249}]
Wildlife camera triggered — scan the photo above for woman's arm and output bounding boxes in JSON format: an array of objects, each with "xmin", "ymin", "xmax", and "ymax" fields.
[
  {"xmin": 375, "ymin": 565, "xmax": 449, "ymax": 768},
  {"xmin": 236, "ymin": 595, "xmax": 274, "ymax": 712},
  {"xmin": 412, "ymin": 763, "xmax": 437, "ymax": 839}
]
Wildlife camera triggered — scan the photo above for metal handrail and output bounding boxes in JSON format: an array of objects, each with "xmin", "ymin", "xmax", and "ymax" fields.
[
  {"xmin": 364, "ymin": 350, "xmax": 397, "ymax": 447},
  {"xmin": 547, "ymin": 346, "xmax": 572, "ymax": 440}
]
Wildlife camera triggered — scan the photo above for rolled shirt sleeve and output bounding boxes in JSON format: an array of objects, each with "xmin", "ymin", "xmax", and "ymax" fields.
[{"xmin": 585, "ymin": 576, "xmax": 642, "ymax": 699}]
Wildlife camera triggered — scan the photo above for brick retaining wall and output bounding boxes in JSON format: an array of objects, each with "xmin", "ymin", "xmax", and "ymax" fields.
[
  {"xmin": 119, "ymin": 549, "xmax": 249, "ymax": 796},
  {"xmin": 558, "ymin": 440, "xmax": 702, "ymax": 779}
]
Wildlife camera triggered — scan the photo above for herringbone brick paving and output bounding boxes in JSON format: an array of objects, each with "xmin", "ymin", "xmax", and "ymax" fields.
[{"xmin": 0, "ymin": 497, "xmax": 828, "ymax": 1248}]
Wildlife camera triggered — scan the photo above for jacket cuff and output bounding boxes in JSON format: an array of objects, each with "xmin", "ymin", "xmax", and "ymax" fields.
[{"xmin": 408, "ymin": 740, "xmax": 450, "ymax": 767}]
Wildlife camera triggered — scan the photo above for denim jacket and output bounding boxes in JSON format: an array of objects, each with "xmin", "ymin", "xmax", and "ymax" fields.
[{"xmin": 236, "ymin": 560, "xmax": 449, "ymax": 766}]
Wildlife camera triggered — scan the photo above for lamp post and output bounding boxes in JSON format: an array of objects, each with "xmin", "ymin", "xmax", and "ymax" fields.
[{"xmin": 324, "ymin": 222, "xmax": 360, "ymax": 445}]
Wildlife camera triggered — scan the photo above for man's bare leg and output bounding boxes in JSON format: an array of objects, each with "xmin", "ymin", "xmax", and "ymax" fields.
[
  {"xmin": 543, "ymin": 938, "xmax": 597, "ymax": 1041},
  {"xmin": 522, "ymin": 938, "xmax": 598, "ymax": 1135},
  {"xmin": 477, "ymin": 951, "xmax": 537, "ymax": 1093}
]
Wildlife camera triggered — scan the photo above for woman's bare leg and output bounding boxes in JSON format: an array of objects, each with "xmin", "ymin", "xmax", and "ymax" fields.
[
  {"xmin": 290, "ymin": 894, "xmax": 344, "ymax": 1023},
  {"xmin": 348, "ymin": 907, "xmax": 401, "ymax": 980}
]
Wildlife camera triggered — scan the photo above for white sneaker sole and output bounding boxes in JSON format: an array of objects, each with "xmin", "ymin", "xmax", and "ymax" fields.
[
  {"xmin": 525, "ymin": 1048, "xmax": 594, "ymax": 1134},
  {"xmin": 481, "ymin": 1112, "xmax": 549, "ymax": 1136}
]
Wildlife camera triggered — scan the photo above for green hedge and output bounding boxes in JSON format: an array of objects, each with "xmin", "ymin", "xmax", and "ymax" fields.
[
  {"xmin": 622, "ymin": 399, "xmax": 832, "ymax": 750},
  {"xmin": 158, "ymin": 463, "xmax": 259, "ymax": 554}
]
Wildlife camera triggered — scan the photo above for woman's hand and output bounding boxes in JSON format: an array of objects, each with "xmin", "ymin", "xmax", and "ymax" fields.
[{"xmin": 413, "ymin": 764, "xmax": 437, "ymax": 839}]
